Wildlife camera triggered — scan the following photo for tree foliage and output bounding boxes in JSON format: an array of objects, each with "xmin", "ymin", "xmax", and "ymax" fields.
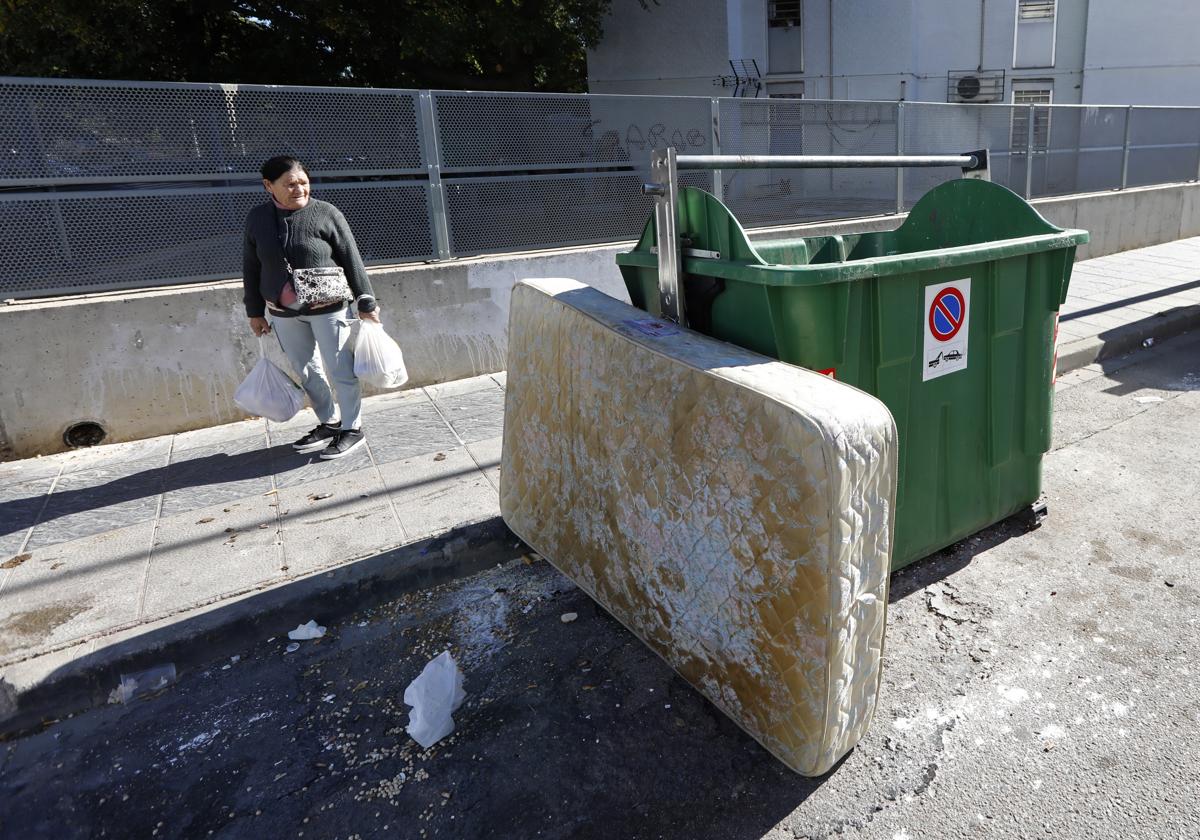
[{"xmin": 0, "ymin": 0, "xmax": 613, "ymax": 91}]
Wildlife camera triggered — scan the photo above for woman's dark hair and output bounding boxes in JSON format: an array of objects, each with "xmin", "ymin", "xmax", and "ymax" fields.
[{"xmin": 260, "ymin": 155, "xmax": 309, "ymax": 182}]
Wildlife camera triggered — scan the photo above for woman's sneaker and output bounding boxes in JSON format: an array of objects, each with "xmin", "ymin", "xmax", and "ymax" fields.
[
  {"xmin": 293, "ymin": 423, "xmax": 340, "ymax": 454},
  {"xmin": 320, "ymin": 428, "xmax": 366, "ymax": 460}
]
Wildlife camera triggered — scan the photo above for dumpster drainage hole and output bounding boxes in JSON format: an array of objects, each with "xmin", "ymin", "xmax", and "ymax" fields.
[{"xmin": 64, "ymin": 421, "xmax": 107, "ymax": 448}]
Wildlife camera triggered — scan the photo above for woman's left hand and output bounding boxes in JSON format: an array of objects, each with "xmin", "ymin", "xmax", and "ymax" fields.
[{"xmin": 357, "ymin": 308, "xmax": 381, "ymax": 323}]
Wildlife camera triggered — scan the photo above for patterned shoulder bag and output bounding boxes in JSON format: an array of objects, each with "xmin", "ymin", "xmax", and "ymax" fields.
[{"xmin": 276, "ymin": 213, "xmax": 353, "ymax": 308}]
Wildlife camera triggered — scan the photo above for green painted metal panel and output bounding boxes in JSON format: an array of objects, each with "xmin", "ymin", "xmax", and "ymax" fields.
[{"xmin": 617, "ymin": 178, "xmax": 1089, "ymax": 570}]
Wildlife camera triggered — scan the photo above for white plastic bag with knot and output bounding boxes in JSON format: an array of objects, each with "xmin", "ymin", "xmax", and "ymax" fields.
[
  {"xmin": 404, "ymin": 651, "xmax": 466, "ymax": 749},
  {"xmin": 234, "ymin": 340, "xmax": 305, "ymax": 422},
  {"xmin": 353, "ymin": 320, "xmax": 409, "ymax": 389}
]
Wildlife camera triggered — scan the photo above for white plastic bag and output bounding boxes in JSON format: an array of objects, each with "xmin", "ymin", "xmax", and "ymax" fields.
[
  {"xmin": 234, "ymin": 341, "xmax": 304, "ymax": 422},
  {"xmin": 354, "ymin": 320, "xmax": 409, "ymax": 389},
  {"xmin": 404, "ymin": 651, "xmax": 466, "ymax": 749}
]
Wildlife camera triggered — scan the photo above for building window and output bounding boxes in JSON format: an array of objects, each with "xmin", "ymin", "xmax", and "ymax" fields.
[
  {"xmin": 1018, "ymin": 0, "xmax": 1055, "ymax": 21},
  {"xmin": 1011, "ymin": 87, "xmax": 1052, "ymax": 152},
  {"xmin": 769, "ymin": 0, "xmax": 802, "ymax": 28}
]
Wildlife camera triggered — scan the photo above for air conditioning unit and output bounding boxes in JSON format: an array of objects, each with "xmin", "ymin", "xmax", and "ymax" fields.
[{"xmin": 947, "ymin": 70, "xmax": 1006, "ymax": 103}]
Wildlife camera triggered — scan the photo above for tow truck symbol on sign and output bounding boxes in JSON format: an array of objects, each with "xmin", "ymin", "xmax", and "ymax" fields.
[{"xmin": 928, "ymin": 352, "xmax": 942, "ymax": 369}]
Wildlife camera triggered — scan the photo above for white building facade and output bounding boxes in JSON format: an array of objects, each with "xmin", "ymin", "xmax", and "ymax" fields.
[{"xmin": 587, "ymin": 0, "xmax": 1200, "ymax": 107}]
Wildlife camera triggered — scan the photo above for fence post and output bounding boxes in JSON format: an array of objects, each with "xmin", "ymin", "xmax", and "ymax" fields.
[
  {"xmin": 1025, "ymin": 103, "xmax": 1035, "ymax": 199},
  {"xmin": 418, "ymin": 90, "xmax": 453, "ymax": 260},
  {"xmin": 895, "ymin": 101, "xmax": 905, "ymax": 214},
  {"xmin": 1120, "ymin": 105, "xmax": 1133, "ymax": 190},
  {"xmin": 711, "ymin": 98, "xmax": 724, "ymax": 203}
]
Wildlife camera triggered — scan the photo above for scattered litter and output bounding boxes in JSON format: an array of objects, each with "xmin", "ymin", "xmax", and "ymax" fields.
[
  {"xmin": 223, "ymin": 527, "xmax": 237, "ymax": 534},
  {"xmin": 404, "ymin": 651, "xmax": 466, "ymax": 749},
  {"xmin": 288, "ymin": 620, "xmax": 327, "ymax": 641},
  {"xmin": 1133, "ymin": 396, "xmax": 1163, "ymax": 404},
  {"xmin": 560, "ymin": 612, "xmax": 578, "ymax": 623},
  {"xmin": 1142, "ymin": 337, "xmax": 1155, "ymax": 348},
  {"xmin": 433, "ymin": 453, "xmax": 447, "ymax": 462},
  {"xmin": 308, "ymin": 492, "xmax": 334, "ymax": 501},
  {"xmin": 108, "ymin": 678, "xmax": 137, "ymax": 704},
  {"xmin": 322, "ymin": 694, "xmax": 336, "ymax": 703},
  {"xmin": 1, "ymin": 553, "xmax": 31, "ymax": 570},
  {"xmin": 266, "ymin": 636, "xmax": 276, "ymax": 643},
  {"xmin": 1165, "ymin": 580, "xmax": 1175, "ymax": 588},
  {"xmin": 221, "ymin": 664, "xmax": 231, "ymax": 671},
  {"xmin": 50, "ymin": 562, "xmax": 65, "ymax": 570},
  {"xmin": 230, "ymin": 655, "xmax": 240, "ymax": 664},
  {"xmin": 107, "ymin": 664, "xmax": 176, "ymax": 704},
  {"xmin": 196, "ymin": 517, "xmax": 215, "ymax": 524},
  {"xmin": 264, "ymin": 490, "xmax": 279, "ymax": 496},
  {"xmin": 285, "ymin": 642, "xmax": 300, "ymax": 654},
  {"xmin": 257, "ymin": 523, "xmax": 270, "ymax": 529},
  {"xmin": 357, "ymin": 621, "xmax": 368, "ymax": 628}
]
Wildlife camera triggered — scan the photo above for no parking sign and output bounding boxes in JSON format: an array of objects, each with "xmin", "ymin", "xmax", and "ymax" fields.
[{"xmin": 922, "ymin": 279, "xmax": 970, "ymax": 381}]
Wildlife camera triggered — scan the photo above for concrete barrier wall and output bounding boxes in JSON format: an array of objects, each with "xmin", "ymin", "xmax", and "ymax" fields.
[{"xmin": 2, "ymin": 181, "xmax": 1197, "ymax": 460}]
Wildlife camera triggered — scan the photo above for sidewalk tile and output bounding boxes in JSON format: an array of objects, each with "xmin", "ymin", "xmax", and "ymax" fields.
[
  {"xmin": 277, "ymin": 468, "xmax": 405, "ymax": 576},
  {"xmin": 0, "ymin": 478, "xmax": 53, "ymax": 558},
  {"xmin": 377, "ymin": 447, "xmax": 498, "ymax": 540},
  {"xmin": 59, "ymin": 438, "xmax": 172, "ymax": 476},
  {"xmin": 171, "ymin": 420, "xmax": 266, "ymax": 453},
  {"xmin": 161, "ymin": 440, "xmax": 275, "ymax": 518},
  {"xmin": 367, "ymin": 405, "xmax": 459, "ymax": 464},
  {"xmin": 272, "ymin": 444, "xmax": 374, "ymax": 489},
  {"xmin": 360, "ymin": 387, "xmax": 433, "ymax": 415},
  {"xmin": 444, "ymin": 413, "xmax": 506, "ymax": 445},
  {"xmin": 465, "ymin": 436, "xmax": 503, "ymax": 492},
  {"xmin": 423, "ymin": 374, "xmax": 502, "ymax": 401},
  {"xmin": 0, "ymin": 457, "xmax": 64, "ymax": 485},
  {"xmin": 0, "ymin": 522, "xmax": 152, "ymax": 661},
  {"xmin": 141, "ymin": 496, "xmax": 282, "ymax": 617},
  {"xmin": 27, "ymin": 494, "xmax": 160, "ymax": 552}
]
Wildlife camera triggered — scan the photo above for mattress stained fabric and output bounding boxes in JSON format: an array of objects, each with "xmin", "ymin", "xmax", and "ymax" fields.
[{"xmin": 500, "ymin": 278, "xmax": 898, "ymax": 776}]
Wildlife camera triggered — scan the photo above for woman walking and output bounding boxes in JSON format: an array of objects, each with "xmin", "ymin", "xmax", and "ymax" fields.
[{"xmin": 243, "ymin": 155, "xmax": 378, "ymax": 459}]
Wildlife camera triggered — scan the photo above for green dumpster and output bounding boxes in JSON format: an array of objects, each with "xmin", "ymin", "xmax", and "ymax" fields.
[{"xmin": 617, "ymin": 178, "xmax": 1089, "ymax": 570}]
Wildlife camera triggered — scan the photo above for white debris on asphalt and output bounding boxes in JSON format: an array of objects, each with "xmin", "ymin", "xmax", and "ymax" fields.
[{"xmin": 288, "ymin": 620, "xmax": 327, "ymax": 640}]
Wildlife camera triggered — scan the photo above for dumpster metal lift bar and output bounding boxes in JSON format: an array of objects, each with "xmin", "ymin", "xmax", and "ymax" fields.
[{"xmin": 642, "ymin": 149, "xmax": 990, "ymax": 325}]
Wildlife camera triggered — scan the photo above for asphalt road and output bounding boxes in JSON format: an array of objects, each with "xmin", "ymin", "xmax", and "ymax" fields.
[{"xmin": 2, "ymin": 332, "xmax": 1198, "ymax": 840}]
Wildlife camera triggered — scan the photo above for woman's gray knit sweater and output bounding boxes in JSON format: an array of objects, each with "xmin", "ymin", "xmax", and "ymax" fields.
[{"xmin": 242, "ymin": 198, "xmax": 374, "ymax": 317}]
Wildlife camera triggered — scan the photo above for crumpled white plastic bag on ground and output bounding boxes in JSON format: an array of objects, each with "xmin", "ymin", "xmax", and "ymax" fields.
[
  {"xmin": 234, "ymin": 341, "xmax": 304, "ymax": 422},
  {"xmin": 404, "ymin": 651, "xmax": 466, "ymax": 749},
  {"xmin": 287, "ymin": 620, "xmax": 327, "ymax": 641},
  {"xmin": 353, "ymin": 320, "xmax": 409, "ymax": 389}
]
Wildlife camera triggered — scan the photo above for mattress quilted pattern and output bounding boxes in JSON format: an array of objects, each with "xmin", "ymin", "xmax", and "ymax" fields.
[{"xmin": 500, "ymin": 278, "xmax": 898, "ymax": 775}]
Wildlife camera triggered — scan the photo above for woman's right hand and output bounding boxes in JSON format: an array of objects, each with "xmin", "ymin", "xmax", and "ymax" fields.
[{"xmin": 249, "ymin": 317, "xmax": 271, "ymax": 337}]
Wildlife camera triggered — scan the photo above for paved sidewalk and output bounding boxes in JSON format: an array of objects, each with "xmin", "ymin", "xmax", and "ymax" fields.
[
  {"xmin": 0, "ymin": 374, "xmax": 507, "ymax": 675},
  {"xmin": 0, "ymin": 235, "xmax": 1197, "ymax": 726},
  {"xmin": 1057, "ymin": 235, "xmax": 1200, "ymax": 370}
]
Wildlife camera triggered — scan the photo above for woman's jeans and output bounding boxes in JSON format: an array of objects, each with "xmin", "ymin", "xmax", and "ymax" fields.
[{"xmin": 267, "ymin": 307, "xmax": 361, "ymax": 431}]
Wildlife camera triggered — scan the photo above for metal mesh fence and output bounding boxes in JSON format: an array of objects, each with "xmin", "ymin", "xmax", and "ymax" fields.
[
  {"xmin": 719, "ymin": 98, "xmax": 899, "ymax": 226},
  {"xmin": 1127, "ymin": 107, "xmax": 1200, "ymax": 188},
  {"xmin": 432, "ymin": 91, "xmax": 713, "ymax": 255},
  {"xmin": 3, "ymin": 76, "xmax": 1200, "ymax": 300},
  {"xmin": 901, "ymin": 103, "xmax": 1019, "ymax": 206},
  {"xmin": 0, "ymin": 182, "xmax": 433, "ymax": 297}
]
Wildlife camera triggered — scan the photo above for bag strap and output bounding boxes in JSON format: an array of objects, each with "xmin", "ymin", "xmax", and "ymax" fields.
[{"xmin": 274, "ymin": 207, "xmax": 296, "ymax": 278}]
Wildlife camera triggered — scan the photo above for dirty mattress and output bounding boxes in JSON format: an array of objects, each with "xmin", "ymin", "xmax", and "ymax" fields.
[{"xmin": 500, "ymin": 277, "xmax": 898, "ymax": 775}]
